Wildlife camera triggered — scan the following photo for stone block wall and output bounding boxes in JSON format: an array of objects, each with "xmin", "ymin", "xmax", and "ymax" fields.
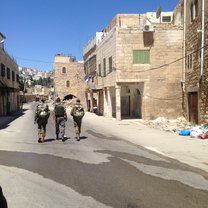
[
  {"xmin": 116, "ymin": 24, "xmax": 183, "ymax": 119},
  {"xmin": 0, "ymin": 49, "xmax": 19, "ymax": 90},
  {"xmin": 184, "ymin": 0, "xmax": 208, "ymax": 123},
  {"xmin": 53, "ymin": 55, "xmax": 86, "ymax": 109},
  {"xmin": 96, "ymin": 13, "xmax": 184, "ymax": 120},
  {"xmin": 0, "ymin": 48, "xmax": 19, "ymax": 116}
]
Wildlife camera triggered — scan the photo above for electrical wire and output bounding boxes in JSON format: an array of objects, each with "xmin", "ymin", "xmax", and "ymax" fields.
[
  {"xmin": 142, "ymin": 94, "xmax": 183, "ymax": 101},
  {"xmin": 137, "ymin": 43, "xmax": 208, "ymax": 73},
  {"xmin": 15, "ymin": 57, "xmax": 53, "ymax": 64}
]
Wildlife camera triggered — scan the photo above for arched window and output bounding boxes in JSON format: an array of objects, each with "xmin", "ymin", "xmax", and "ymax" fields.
[
  {"xmin": 62, "ymin": 67, "xmax": 66, "ymax": 73},
  {"xmin": 190, "ymin": 0, "xmax": 198, "ymax": 22},
  {"xmin": 66, "ymin": 80, "xmax": 70, "ymax": 87},
  {"xmin": 136, "ymin": 89, "xmax": 141, "ymax": 95}
]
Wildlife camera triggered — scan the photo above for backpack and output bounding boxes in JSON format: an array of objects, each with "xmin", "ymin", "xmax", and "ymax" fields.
[
  {"xmin": 73, "ymin": 105, "xmax": 84, "ymax": 118},
  {"xmin": 37, "ymin": 103, "xmax": 49, "ymax": 119},
  {"xmin": 55, "ymin": 104, "xmax": 65, "ymax": 117}
]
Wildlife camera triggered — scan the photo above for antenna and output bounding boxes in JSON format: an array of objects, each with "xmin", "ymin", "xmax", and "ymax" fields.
[{"xmin": 156, "ymin": 6, "xmax": 162, "ymax": 19}]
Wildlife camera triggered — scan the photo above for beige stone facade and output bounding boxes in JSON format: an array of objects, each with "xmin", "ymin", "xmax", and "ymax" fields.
[
  {"xmin": 93, "ymin": 13, "xmax": 183, "ymax": 120},
  {"xmin": 53, "ymin": 54, "xmax": 86, "ymax": 108},
  {"xmin": 0, "ymin": 33, "xmax": 20, "ymax": 116}
]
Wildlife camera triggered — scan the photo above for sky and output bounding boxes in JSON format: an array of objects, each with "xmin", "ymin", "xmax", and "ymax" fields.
[{"xmin": 1, "ymin": 0, "xmax": 180, "ymax": 71}]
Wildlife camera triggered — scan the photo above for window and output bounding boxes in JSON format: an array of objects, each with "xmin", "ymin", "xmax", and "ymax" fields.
[
  {"xmin": 162, "ymin": 16, "xmax": 172, "ymax": 23},
  {"xmin": 62, "ymin": 67, "xmax": 66, "ymax": 73},
  {"xmin": 98, "ymin": 64, "xmax": 101, "ymax": 76},
  {"xmin": 103, "ymin": 58, "xmax": 106, "ymax": 76},
  {"xmin": 16, "ymin": 74, "xmax": 19, "ymax": 82},
  {"xmin": 109, "ymin": 56, "xmax": 113, "ymax": 73},
  {"xmin": 187, "ymin": 54, "xmax": 193, "ymax": 69},
  {"xmin": 190, "ymin": 3, "xmax": 194, "ymax": 21},
  {"xmin": 195, "ymin": 0, "xmax": 198, "ymax": 17},
  {"xmin": 12, "ymin": 71, "xmax": 15, "ymax": 81},
  {"xmin": 7, "ymin": 67, "xmax": 10, "ymax": 79},
  {"xmin": 190, "ymin": 0, "xmax": 198, "ymax": 22},
  {"xmin": 66, "ymin": 80, "xmax": 70, "ymax": 87},
  {"xmin": 1, "ymin": 64, "xmax": 5, "ymax": 77},
  {"xmin": 133, "ymin": 50, "xmax": 150, "ymax": 64}
]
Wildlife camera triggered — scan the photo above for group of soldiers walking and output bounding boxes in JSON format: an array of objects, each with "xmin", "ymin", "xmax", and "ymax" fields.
[{"xmin": 34, "ymin": 97, "xmax": 85, "ymax": 143}]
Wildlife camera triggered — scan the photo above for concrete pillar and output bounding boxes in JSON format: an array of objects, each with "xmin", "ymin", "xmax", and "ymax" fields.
[
  {"xmin": 116, "ymin": 85, "xmax": 121, "ymax": 120},
  {"xmin": 107, "ymin": 87, "xmax": 112, "ymax": 117},
  {"xmin": 103, "ymin": 87, "xmax": 108, "ymax": 117},
  {"xmin": 90, "ymin": 91, "xmax": 93, "ymax": 112}
]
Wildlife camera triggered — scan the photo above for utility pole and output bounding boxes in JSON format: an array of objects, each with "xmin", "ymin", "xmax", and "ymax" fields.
[{"xmin": 200, "ymin": 0, "xmax": 205, "ymax": 77}]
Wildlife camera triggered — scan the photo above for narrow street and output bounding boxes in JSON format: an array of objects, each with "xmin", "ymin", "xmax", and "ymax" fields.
[{"xmin": 0, "ymin": 102, "xmax": 208, "ymax": 208}]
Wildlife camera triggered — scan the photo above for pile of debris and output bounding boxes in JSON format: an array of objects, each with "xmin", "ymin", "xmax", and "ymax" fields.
[
  {"xmin": 142, "ymin": 117, "xmax": 192, "ymax": 133},
  {"xmin": 142, "ymin": 116, "xmax": 208, "ymax": 139}
]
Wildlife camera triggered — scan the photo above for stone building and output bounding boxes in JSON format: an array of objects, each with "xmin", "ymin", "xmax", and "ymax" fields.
[
  {"xmin": 91, "ymin": 11, "xmax": 184, "ymax": 120},
  {"xmin": 83, "ymin": 32, "xmax": 103, "ymax": 112},
  {"xmin": 53, "ymin": 54, "xmax": 86, "ymax": 107},
  {"xmin": 0, "ymin": 32, "xmax": 19, "ymax": 116},
  {"xmin": 179, "ymin": 0, "xmax": 208, "ymax": 124}
]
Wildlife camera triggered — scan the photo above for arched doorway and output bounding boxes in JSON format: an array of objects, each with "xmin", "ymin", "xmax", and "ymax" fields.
[{"xmin": 63, "ymin": 94, "xmax": 76, "ymax": 101}]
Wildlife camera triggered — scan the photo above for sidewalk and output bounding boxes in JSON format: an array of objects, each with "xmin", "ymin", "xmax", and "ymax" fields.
[
  {"xmin": 79, "ymin": 110, "xmax": 208, "ymax": 173},
  {"xmin": 0, "ymin": 110, "xmax": 24, "ymax": 129}
]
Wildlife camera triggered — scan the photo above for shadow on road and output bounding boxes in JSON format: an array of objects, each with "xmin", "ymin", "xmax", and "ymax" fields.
[
  {"xmin": 44, "ymin": 138, "xmax": 56, "ymax": 143},
  {"xmin": 43, "ymin": 136, "xmax": 89, "ymax": 143},
  {"xmin": 80, "ymin": 136, "xmax": 88, "ymax": 140}
]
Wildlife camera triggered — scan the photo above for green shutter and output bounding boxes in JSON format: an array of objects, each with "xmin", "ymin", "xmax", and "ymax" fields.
[
  {"xmin": 143, "ymin": 50, "xmax": 150, "ymax": 64},
  {"xmin": 133, "ymin": 50, "xmax": 150, "ymax": 64},
  {"xmin": 133, "ymin": 50, "xmax": 139, "ymax": 64}
]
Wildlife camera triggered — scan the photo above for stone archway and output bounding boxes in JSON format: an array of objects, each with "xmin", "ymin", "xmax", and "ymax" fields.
[{"xmin": 63, "ymin": 94, "xmax": 76, "ymax": 101}]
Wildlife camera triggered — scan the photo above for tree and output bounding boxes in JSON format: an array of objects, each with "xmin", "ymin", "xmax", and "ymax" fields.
[{"xmin": 19, "ymin": 76, "xmax": 24, "ymax": 91}]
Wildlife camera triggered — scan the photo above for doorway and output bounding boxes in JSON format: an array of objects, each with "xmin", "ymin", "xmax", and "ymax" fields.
[
  {"xmin": 135, "ymin": 89, "xmax": 142, "ymax": 118},
  {"xmin": 188, "ymin": 92, "xmax": 198, "ymax": 124}
]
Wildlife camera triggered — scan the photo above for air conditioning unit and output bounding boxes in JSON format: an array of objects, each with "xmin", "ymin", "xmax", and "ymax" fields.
[{"xmin": 143, "ymin": 24, "xmax": 154, "ymax": 32}]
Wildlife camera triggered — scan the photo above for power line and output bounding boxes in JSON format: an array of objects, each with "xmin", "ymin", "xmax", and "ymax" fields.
[
  {"xmin": 14, "ymin": 43, "xmax": 208, "ymax": 71},
  {"xmin": 143, "ymin": 94, "xmax": 183, "ymax": 101},
  {"xmin": 137, "ymin": 43, "xmax": 208, "ymax": 73},
  {"xmin": 15, "ymin": 56, "xmax": 53, "ymax": 64}
]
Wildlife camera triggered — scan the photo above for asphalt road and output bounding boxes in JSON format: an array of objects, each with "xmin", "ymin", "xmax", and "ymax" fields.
[{"xmin": 0, "ymin": 102, "xmax": 208, "ymax": 208}]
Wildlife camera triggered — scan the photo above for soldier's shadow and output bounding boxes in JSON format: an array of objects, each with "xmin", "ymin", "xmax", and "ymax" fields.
[
  {"xmin": 73, "ymin": 136, "xmax": 88, "ymax": 141},
  {"xmin": 44, "ymin": 138, "xmax": 69, "ymax": 142},
  {"xmin": 44, "ymin": 138, "xmax": 56, "ymax": 143},
  {"xmin": 64, "ymin": 136, "xmax": 88, "ymax": 141},
  {"xmin": 80, "ymin": 136, "xmax": 88, "ymax": 140},
  {"xmin": 44, "ymin": 136, "xmax": 88, "ymax": 143}
]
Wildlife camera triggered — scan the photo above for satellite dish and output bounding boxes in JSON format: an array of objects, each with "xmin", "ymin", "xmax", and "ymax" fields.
[{"xmin": 156, "ymin": 6, "xmax": 162, "ymax": 19}]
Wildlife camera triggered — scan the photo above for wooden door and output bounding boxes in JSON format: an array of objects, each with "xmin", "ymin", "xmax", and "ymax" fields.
[{"xmin": 188, "ymin": 92, "xmax": 198, "ymax": 124}]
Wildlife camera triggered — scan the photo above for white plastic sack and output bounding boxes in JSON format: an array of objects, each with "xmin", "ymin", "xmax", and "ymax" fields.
[{"xmin": 190, "ymin": 127, "xmax": 203, "ymax": 138}]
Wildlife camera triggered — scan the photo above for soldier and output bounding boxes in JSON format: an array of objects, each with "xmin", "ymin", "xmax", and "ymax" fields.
[
  {"xmin": 53, "ymin": 97, "xmax": 67, "ymax": 142},
  {"xmin": 0, "ymin": 186, "xmax": 7, "ymax": 208},
  {"xmin": 34, "ymin": 97, "xmax": 50, "ymax": 143},
  {"xmin": 70, "ymin": 99, "xmax": 85, "ymax": 141}
]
